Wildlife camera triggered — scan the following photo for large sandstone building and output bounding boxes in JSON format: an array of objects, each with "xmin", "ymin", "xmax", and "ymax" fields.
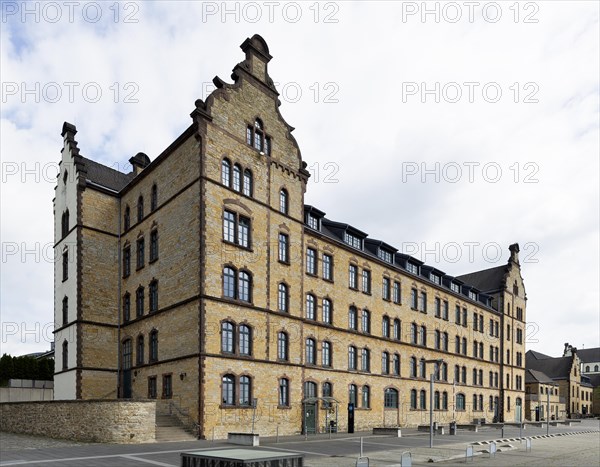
[{"xmin": 53, "ymin": 35, "xmax": 527, "ymax": 438}]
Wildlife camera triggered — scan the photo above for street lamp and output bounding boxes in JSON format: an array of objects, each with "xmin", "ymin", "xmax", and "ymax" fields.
[{"xmin": 424, "ymin": 359, "xmax": 444, "ymax": 448}]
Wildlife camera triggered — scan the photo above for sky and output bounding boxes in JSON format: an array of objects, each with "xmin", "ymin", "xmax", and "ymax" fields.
[{"xmin": 1, "ymin": 1, "xmax": 598, "ymax": 359}]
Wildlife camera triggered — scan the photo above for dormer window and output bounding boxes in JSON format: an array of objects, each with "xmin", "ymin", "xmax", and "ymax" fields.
[
  {"xmin": 450, "ymin": 283, "xmax": 460, "ymax": 293},
  {"xmin": 430, "ymin": 273, "xmax": 440, "ymax": 285},
  {"xmin": 469, "ymin": 291, "xmax": 477, "ymax": 301},
  {"xmin": 344, "ymin": 232, "xmax": 362, "ymax": 249},
  {"xmin": 378, "ymin": 249, "xmax": 392, "ymax": 264},
  {"xmin": 306, "ymin": 213, "xmax": 319, "ymax": 230},
  {"xmin": 407, "ymin": 263, "xmax": 419, "ymax": 275},
  {"xmin": 246, "ymin": 118, "xmax": 271, "ymax": 155}
]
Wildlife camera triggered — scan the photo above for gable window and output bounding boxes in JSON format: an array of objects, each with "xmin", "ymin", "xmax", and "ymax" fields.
[
  {"xmin": 150, "ymin": 230, "xmax": 159, "ymax": 262},
  {"xmin": 151, "ymin": 184, "xmax": 158, "ymax": 211},
  {"xmin": 243, "ymin": 169, "xmax": 253, "ymax": 197},
  {"xmin": 451, "ymin": 282, "xmax": 460, "ymax": 293},
  {"xmin": 136, "ymin": 238, "xmax": 145, "ymax": 269},
  {"xmin": 430, "ymin": 273, "xmax": 440, "ymax": 285},
  {"xmin": 306, "ymin": 294, "xmax": 316, "ymax": 320},
  {"xmin": 279, "ymin": 189, "xmax": 288, "ymax": 214},
  {"xmin": 62, "ymin": 296, "xmax": 68, "ymax": 326},
  {"xmin": 149, "ymin": 280, "xmax": 158, "ymax": 313},
  {"xmin": 306, "ymin": 248, "xmax": 317, "ymax": 275},
  {"xmin": 278, "ymin": 283, "xmax": 289, "ymax": 312},
  {"xmin": 149, "ymin": 329, "xmax": 158, "ymax": 362},
  {"xmin": 223, "ymin": 210, "xmax": 251, "ymax": 248},
  {"xmin": 407, "ymin": 262, "xmax": 419, "ymax": 275},
  {"xmin": 278, "ymin": 233, "xmax": 289, "ymax": 263},
  {"xmin": 277, "ymin": 332, "xmax": 289, "ymax": 361},
  {"xmin": 247, "ymin": 118, "xmax": 271, "ymax": 154},
  {"xmin": 123, "ymin": 245, "xmax": 131, "ymax": 277},
  {"xmin": 136, "ymin": 287, "xmax": 144, "ymax": 317},
  {"xmin": 137, "ymin": 196, "xmax": 144, "ymax": 222},
  {"xmin": 384, "ymin": 388, "xmax": 399, "ymax": 408},
  {"xmin": 322, "ymin": 254, "xmax": 333, "ymax": 280},
  {"xmin": 349, "ymin": 264, "xmax": 358, "ymax": 289}
]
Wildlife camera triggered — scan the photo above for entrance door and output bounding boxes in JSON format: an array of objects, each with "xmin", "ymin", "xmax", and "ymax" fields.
[
  {"xmin": 123, "ymin": 370, "xmax": 132, "ymax": 398},
  {"xmin": 305, "ymin": 404, "xmax": 317, "ymax": 434},
  {"xmin": 122, "ymin": 339, "xmax": 132, "ymax": 398},
  {"xmin": 515, "ymin": 398, "xmax": 522, "ymax": 422}
]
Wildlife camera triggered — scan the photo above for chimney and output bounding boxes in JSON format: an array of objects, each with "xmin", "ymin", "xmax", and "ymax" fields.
[
  {"xmin": 509, "ymin": 243, "xmax": 520, "ymax": 265},
  {"xmin": 129, "ymin": 152, "xmax": 151, "ymax": 176}
]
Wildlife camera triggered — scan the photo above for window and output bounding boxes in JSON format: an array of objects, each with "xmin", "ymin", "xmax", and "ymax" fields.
[
  {"xmin": 442, "ymin": 332, "xmax": 448, "ymax": 351},
  {"xmin": 442, "ymin": 391, "xmax": 448, "ymax": 410},
  {"xmin": 239, "ymin": 376, "xmax": 251, "ymax": 405},
  {"xmin": 473, "ymin": 368, "xmax": 478, "ymax": 385},
  {"xmin": 456, "ymin": 393, "xmax": 466, "ymax": 410},
  {"xmin": 361, "ymin": 348, "xmax": 370, "ymax": 372},
  {"xmin": 344, "ymin": 232, "xmax": 362, "ymax": 249},
  {"xmin": 469, "ymin": 290, "xmax": 477, "ymax": 301},
  {"xmin": 410, "ymin": 357, "xmax": 417, "ymax": 377},
  {"xmin": 411, "ymin": 288, "xmax": 418, "ymax": 309},
  {"xmin": 349, "ymin": 384, "xmax": 357, "ymax": 406},
  {"xmin": 442, "ymin": 300, "xmax": 449, "ymax": 320},
  {"xmin": 322, "ymin": 298, "xmax": 332, "ymax": 324},
  {"xmin": 419, "ymin": 292, "xmax": 427, "ymax": 313},
  {"xmin": 222, "ymin": 374, "xmax": 235, "ymax": 405},
  {"xmin": 221, "ymin": 322, "xmax": 251, "ymax": 356},
  {"xmin": 378, "ymin": 248, "xmax": 393, "ymax": 263},
  {"xmin": 420, "ymin": 390, "xmax": 427, "ymax": 409},
  {"xmin": 382, "ymin": 316, "xmax": 390, "ymax": 338},
  {"xmin": 407, "ymin": 262, "xmax": 419, "ymax": 275},
  {"xmin": 150, "ymin": 230, "xmax": 159, "ymax": 262},
  {"xmin": 137, "ymin": 196, "xmax": 144, "ymax": 222},
  {"xmin": 430, "ymin": 273, "xmax": 440, "ymax": 284},
  {"xmin": 136, "ymin": 287, "xmax": 144, "ymax": 317},
  {"xmin": 385, "ymin": 388, "xmax": 399, "ymax": 408},
  {"xmin": 361, "ymin": 309, "xmax": 371, "ymax": 333},
  {"xmin": 149, "ymin": 280, "xmax": 158, "ymax": 313},
  {"xmin": 382, "ymin": 352, "xmax": 390, "ymax": 374},
  {"xmin": 411, "ymin": 323, "xmax": 418, "ymax": 344},
  {"xmin": 322, "ymin": 382, "xmax": 332, "ymax": 407},
  {"xmin": 451, "ymin": 282, "xmax": 460, "ymax": 293},
  {"xmin": 322, "ymin": 254, "xmax": 333, "ymax": 280},
  {"xmin": 435, "ymin": 297, "xmax": 441, "ymax": 317},
  {"xmin": 124, "ymin": 205, "xmax": 130, "ymax": 230},
  {"xmin": 243, "ymin": 169, "xmax": 253, "ymax": 197},
  {"xmin": 151, "ymin": 184, "xmax": 158, "ymax": 211},
  {"xmin": 162, "ymin": 374, "xmax": 172, "ymax": 399},
  {"xmin": 393, "ymin": 319, "xmax": 401, "ymax": 340},
  {"xmin": 136, "ymin": 335, "xmax": 144, "ymax": 365},
  {"xmin": 306, "ymin": 248, "xmax": 317, "ymax": 275},
  {"xmin": 307, "ymin": 213, "xmax": 319, "ymax": 230},
  {"xmin": 419, "ymin": 358, "xmax": 426, "ymax": 378},
  {"xmin": 62, "ymin": 340, "xmax": 68, "ymax": 370},
  {"xmin": 441, "ymin": 362, "xmax": 448, "ymax": 381},
  {"xmin": 278, "ymin": 283, "xmax": 289, "ymax": 312},
  {"xmin": 516, "ymin": 328, "xmax": 523, "ymax": 344},
  {"xmin": 348, "ymin": 346, "xmax": 357, "ymax": 370},
  {"xmin": 392, "ymin": 354, "xmax": 400, "ymax": 375},
  {"xmin": 455, "ymin": 305, "xmax": 461, "ymax": 324},
  {"xmin": 362, "ymin": 385, "xmax": 370, "ymax": 409},
  {"xmin": 306, "ymin": 294, "xmax": 316, "ymax": 320},
  {"xmin": 305, "ymin": 381, "xmax": 317, "ymax": 399},
  {"xmin": 62, "ymin": 297, "xmax": 68, "ymax": 326},
  {"xmin": 278, "ymin": 378, "xmax": 289, "ymax": 406},
  {"xmin": 462, "ymin": 308, "xmax": 467, "ymax": 326},
  {"xmin": 149, "ymin": 330, "xmax": 158, "ymax": 362},
  {"xmin": 305, "ymin": 338, "xmax": 316, "ymax": 364},
  {"xmin": 461, "ymin": 366, "xmax": 467, "ymax": 383},
  {"xmin": 123, "ymin": 293, "xmax": 131, "ymax": 322},
  {"xmin": 410, "ymin": 389, "xmax": 417, "ymax": 409},
  {"xmin": 462, "ymin": 337, "xmax": 467, "ymax": 355},
  {"xmin": 349, "ymin": 306, "xmax": 358, "ymax": 330},
  {"xmin": 123, "ymin": 245, "xmax": 131, "ymax": 277},
  {"xmin": 393, "ymin": 281, "xmax": 401, "ymax": 304},
  {"xmin": 382, "ymin": 277, "xmax": 391, "ymax": 300},
  {"xmin": 222, "ymin": 267, "xmax": 252, "ymax": 302},
  {"xmin": 61, "ymin": 210, "xmax": 69, "ymax": 238},
  {"xmin": 239, "ymin": 325, "xmax": 251, "ymax": 356},
  {"xmin": 419, "ymin": 325, "xmax": 427, "ymax": 346},
  {"xmin": 223, "ymin": 211, "xmax": 251, "ymax": 248},
  {"xmin": 222, "ymin": 159, "xmax": 231, "ymax": 186},
  {"xmin": 362, "ymin": 270, "xmax": 371, "ymax": 294},
  {"xmin": 148, "ymin": 376, "xmax": 157, "ymax": 399},
  {"xmin": 62, "ymin": 251, "xmax": 68, "ymax": 281},
  {"xmin": 277, "ymin": 332, "xmax": 288, "ymax": 361},
  {"xmin": 435, "ymin": 330, "xmax": 441, "ymax": 350},
  {"xmin": 136, "ymin": 238, "xmax": 145, "ymax": 269},
  {"xmin": 349, "ymin": 264, "xmax": 358, "ymax": 289},
  {"xmin": 247, "ymin": 118, "xmax": 271, "ymax": 154},
  {"xmin": 322, "ymin": 341, "xmax": 332, "ymax": 367},
  {"xmin": 278, "ymin": 233, "xmax": 289, "ymax": 263},
  {"xmin": 279, "ymin": 189, "xmax": 288, "ymax": 214},
  {"xmin": 233, "ymin": 164, "xmax": 241, "ymax": 192}
]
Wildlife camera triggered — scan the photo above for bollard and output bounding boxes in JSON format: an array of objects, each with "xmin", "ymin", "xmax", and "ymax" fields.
[
  {"xmin": 465, "ymin": 445, "xmax": 474, "ymax": 463},
  {"xmin": 276, "ymin": 425, "xmax": 279, "ymax": 443},
  {"xmin": 360, "ymin": 437, "xmax": 364, "ymax": 457},
  {"xmin": 400, "ymin": 451, "xmax": 412, "ymax": 467}
]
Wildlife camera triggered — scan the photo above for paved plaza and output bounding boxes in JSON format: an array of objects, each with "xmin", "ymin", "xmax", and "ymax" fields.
[{"xmin": 1, "ymin": 420, "xmax": 599, "ymax": 466}]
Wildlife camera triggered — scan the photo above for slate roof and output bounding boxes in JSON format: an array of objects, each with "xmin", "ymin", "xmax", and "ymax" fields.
[
  {"xmin": 80, "ymin": 156, "xmax": 134, "ymax": 192},
  {"xmin": 586, "ymin": 374, "xmax": 600, "ymax": 388},
  {"xmin": 456, "ymin": 265, "xmax": 507, "ymax": 293},
  {"xmin": 525, "ymin": 368, "xmax": 557, "ymax": 385},
  {"xmin": 526, "ymin": 350, "xmax": 572, "ymax": 380},
  {"xmin": 528, "ymin": 350, "xmax": 553, "ymax": 360},
  {"xmin": 577, "ymin": 347, "xmax": 600, "ymax": 363}
]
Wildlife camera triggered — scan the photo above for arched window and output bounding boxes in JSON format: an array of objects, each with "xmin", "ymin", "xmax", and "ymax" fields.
[
  {"xmin": 442, "ymin": 391, "xmax": 448, "ymax": 410},
  {"xmin": 239, "ymin": 375, "xmax": 251, "ymax": 405},
  {"xmin": 279, "ymin": 378, "xmax": 289, "ymax": 406},
  {"xmin": 122, "ymin": 338, "xmax": 132, "ymax": 370},
  {"xmin": 410, "ymin": 388, "xmax": 417, "ymax": 409},
  {"xmin": 393, "ymin": 319, "xmax": 401, "ymax": 340},
  {"xmin": 222, "ymin": 374, "xmax": 235, "ymax": 405},
  {"xmin": 434, "ymin": 391, "xmax": 440, "ymax": 410},
  {"xmin": 462, "ymin": 337, "xmax": 467, "ymax": 355},
  {"xmin": 411, "ymin": 323, "xmax": 418, "ymax": 344},
  {"xmin": 151, "ymin": 184, "xmax": 158, "ymax": 211},
  {"xmin": 385, "ymin": 388, "xmax": 399, "ymax": 408},
  {"xmin": 123, "ymin": 293, "xmax": 130, "ymax": 322},
  {"xmin": 585, "ymin": 365, "xmax": 590, "ymax": 372},
  {"xmin": 455, "ymin": 335, "xmax": 460, "ymax": 353},
  {"xmin": 382, "ymin": 316, "xmax": 390, "ymax": 338},
  {"xmin": 442, "ymin": 332, "xmax": 448, "ymax": 351},
  {"xmin": 62, "ymin": 296, "xmax": 68, "ymax": 326},
  {"xmin": 349, "ymin": 384, "xmax": 357, "ymax": 405},
  {"xmin": 361, "ymin": 348, "xmax": 370, "ymax": 372},
  {"xmin": 382, "ymin": 351, "xmax": 390, "ymax": 374},
  {"xmin": 233, "ymin": 164, "xmax": 242, "ymax": 192},
  {"xmin": 238, "ymin": 270, "xmax": 251, "ymax": 302},
  {"xmin": 124, "ymin": 205, "xmax": 130, "ymax": 230},
  {"xmin": 322, "ymin": 298, "xmax": 332, "ymax": 324},
  {"xmin": 277, "ymin": 332, "xmax": 288, "ymax": 361},
  {"xmin": 441, "ymin": 362, "xmax": 448, "ymax": 381},
  {"xmin": 361, "ymin": 309, "xmax": 371, "ymax": 333},
  {"xmin": 305, "ymin": 338, "xmax": 316, "ymax": 364},
  {"xmin": 136, "ymin": 286, "xmax": 144, "ymax": 317},
  {"xmin": 239, "ymin": 325, "xmax": 251, "ymax": 356},
  {"xmin": 149, "ymin": 329, "xmax": 158, "ymax": 362},
  {"xmin": 419, "ymin": 358, "xmax": 426, "ymax": 378},
  {"xmin": 221, "ymin": 322, "xmax": 235, "ymax": 353},
  {"xmin": 420, "ymin": 325, "xmax": 427, "ymax": 346},
  {"xmin": 435, "ymin": 330, "xmax": 441, "ymax": 349},
  {"xmin": 349, "ymin": 306, "xmax": 358, "ymax": 330},
  {"xmin": 410, "ymin": 357, "xmax": 417, "ymax": 377},
  {"xmin": 149, "ymin": 280, "xmax": 158, "ymax": 313},
  {"xmin": 362, "ymin": 385, "xmax": 370, "ymax": 408},
  {"xmin": 461, "ymin": 366, "xmax": 467, "ymax": 383},
  {"xmin": 61, "ymin": 210, "xmax": 69, "ymax": 238},
  {"xmin": 479, "ymin": 394, "xmax": 484, "ymax": 411},
  {"xmin": 137, "ymin": 195, "xmax": 144, "ymax": 222},
  {"xmin": 304, "ymin": 381, "xmax": 317, "ymax": 399},
  {"xmin": 243, "ymin": 169, "xmax": 253, "ymax": 197},
  {"xmin": 306, "ymin": 294, "xmax": 316, "ymax": 320},
  {"xmin": 279, "ymin": 188, "xmax": 288, "ymax": 214},
  {"xmin": 473, "ymin": 394, "xmax": 478, "ymax": 410},
  {"xmin": 223, "ymin": 267, "xmax": 236, "ymax": 298},
  {"xmin": 278, "ymin": 283, "xmax": 289, "ymax": 312},
  {"xmin": 595, "ymin": 365, "xmax": 599, "ymax": 372},
  {"xmin": 322, "ymin": 341, "xmax": 332, "ymax": 367},
  {"xmin": 63, "ymin": 170, "xmax": 68, "ymax": 184},
  {"xmin": 348, "ymin": 346, "xmax": 357, "ymax": 370},
  {"xmin": 456, "ymin": 393, "xmax": 466, "ymax": 410},
  {"xmin": 322, "ymin": 382, "xmax": 332, "ymax": 407},
  {"xmin": 221, "ymin": 159, "xmax": 231, "ymax": 186},
  {"xmin": 136, "ymin": 335, "xmax": 144, "ymax": 365},
  {"xmin": 393, "ymin": 353, "xmax": 400, "ymax": 375},
  {"xmin": 222, "ymin": 267, "xmax": 252, "ymax": 302},
  {"xmin": 62, "ymin": 340, "xmax": 69, "ymax": 370}
]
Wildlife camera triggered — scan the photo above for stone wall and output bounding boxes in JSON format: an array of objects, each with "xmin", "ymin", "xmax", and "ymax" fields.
[{"xmin": 0, "ymin": 400, "xmax": 156, "ymax": 443}]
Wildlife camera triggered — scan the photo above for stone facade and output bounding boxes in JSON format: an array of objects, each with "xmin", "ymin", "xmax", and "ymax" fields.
[
  {"xmin": 0, "ymin": 400, "xmax": 156, "ymax": 443},
  {"xmin": 53, "ymin": 35, "xmax": 527, "ymax": 438}
]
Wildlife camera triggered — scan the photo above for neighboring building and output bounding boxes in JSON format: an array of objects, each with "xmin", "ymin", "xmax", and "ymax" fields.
[
  {"xmin": 526, "ymin": 345, "xmax": 594, "ymax": 417},
  {"xmin": 53, "ymin": 35, "xmax": 527, "ymax": 438},
  {"xmin": 524, "ymin": 369, "xmax": 565, "ymax": 421},
  {"xmin": 576, "ymin": 345, "xmax": 600, "ymax": 416}
]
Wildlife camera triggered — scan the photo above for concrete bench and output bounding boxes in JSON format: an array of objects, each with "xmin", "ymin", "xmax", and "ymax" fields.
[
  {"xmin": 417, "ymin": 425, "xmax": 446, "ymax": 435},
  {"xmin": 373, "ymin": 427, "xmax": 402, "ymax": 437},
  {"xmin": 228, "ymin": 432, "xmax": 259, "ymax": 446},
  {"xmin": 456, "ymin": 424, "xmax": 478, "ymax": 432}
]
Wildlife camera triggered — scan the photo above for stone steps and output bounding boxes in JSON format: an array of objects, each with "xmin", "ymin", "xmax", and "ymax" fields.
[{"xmin": 155, "ymin": 414, "xmax": 197, "ymax": 442}]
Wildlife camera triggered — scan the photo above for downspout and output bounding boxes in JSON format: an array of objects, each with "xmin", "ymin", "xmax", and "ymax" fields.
[{"xmin": 117, "ymin": 196, "xmax": 122, "ymax": 398}]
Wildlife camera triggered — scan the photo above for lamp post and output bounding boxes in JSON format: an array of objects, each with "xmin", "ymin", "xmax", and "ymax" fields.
[{"xmin": 425, "ymin": 359, "xmax": 444, "ymax": 448}]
